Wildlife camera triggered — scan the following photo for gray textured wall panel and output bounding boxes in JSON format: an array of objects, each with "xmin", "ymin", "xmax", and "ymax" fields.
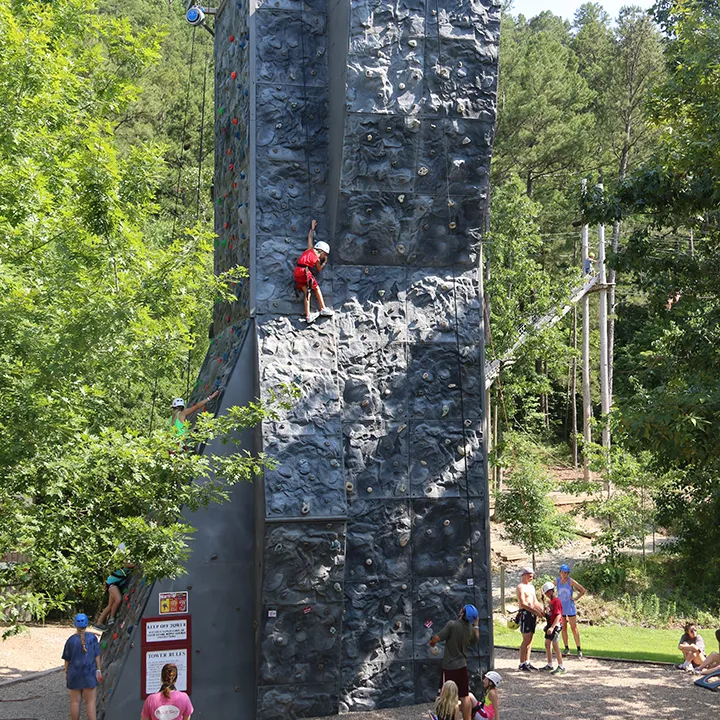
[{"xmin": 102, "ymin": 0, "xmax": 499, "ymax": 716}]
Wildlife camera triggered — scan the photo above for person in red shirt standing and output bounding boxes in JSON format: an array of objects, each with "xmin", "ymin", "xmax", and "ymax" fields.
[
  {"xmin": 541, "ymin": 581, "xmax": 566, "ymax": 674},
  {"xmin": 293, "ymin": 219, "xmax": 334, "ymax": 323}
]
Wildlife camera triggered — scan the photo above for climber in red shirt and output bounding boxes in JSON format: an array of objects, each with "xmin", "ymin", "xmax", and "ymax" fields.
[{"xmin": 294, "ymin": 219, "xmax": 334, "ymax": 323}]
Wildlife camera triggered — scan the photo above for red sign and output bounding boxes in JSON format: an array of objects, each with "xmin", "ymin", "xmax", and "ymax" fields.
[{"xmin": 141, "ymin": 615, "xmax": 192, "ymax": 699}]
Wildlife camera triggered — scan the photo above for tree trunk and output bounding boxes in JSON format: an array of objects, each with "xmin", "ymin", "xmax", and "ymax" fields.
[
  {"xmin": 581, "ymin": 189, "xmax": 592, "ymax": 482},
  {"xmin": 572, "ymin": 307, "xmax": 578, "ymax": 469}
]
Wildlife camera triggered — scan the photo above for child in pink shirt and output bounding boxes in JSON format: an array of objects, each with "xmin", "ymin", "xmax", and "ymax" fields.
[{"xmin": 141, "ymin": 664, "xmax": 193, "ymax": 720}]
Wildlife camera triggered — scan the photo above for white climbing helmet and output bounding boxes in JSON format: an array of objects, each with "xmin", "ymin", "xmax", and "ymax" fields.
[
  {"xmin": 485, "ymin": 670, "xmax": 502, "ymax": 687},
  {"xmin": 542, "ymin": 581, "xmax": 555, "ymax": 595},
  {"xmin": 315, "ymin": 241, "xmax": 330, "ymax": 255},
  {"xmin": 171, "ymin": 398, "xmax": 185, "ymax": 409}
]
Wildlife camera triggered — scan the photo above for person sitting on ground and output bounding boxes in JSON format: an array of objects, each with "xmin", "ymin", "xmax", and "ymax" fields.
[
  {"xmin": 429, "ymin": 604, "xmax": 480, "ymax": 720},
  {"xmin": 694, "ymin": 628, "xmax": 720, "ymax": 675},
  {"xmin": 170, "ymin": 391, "xmax": 219, "ymax": 437},
  {"xmin": 541, "ymin": 582, "xmax": 566, "ymax": 675},
  {"xmin": 141, "ymin": 663, "xmax": 193, "ymax": 720},
  {"xmin": 556, "ymin": 563, "xmax": 586, "ymax": 658},
  {"xmin": 433, "ymin": 679, "xmax": 459, "ymax": 720},
  {"xmin": 294, "ymin": 218, "xmax": 334, "ymax": 323},
  {"xmin": 469, "ymin": 671, "xmax": 502, "ymax": 719},
  {"xmin": 515, "ymin": 566, "xmax": 544, "ymax": 671},
  {"xmin": 62, "ymin": 614, "xmax": 101, "ymax": 720},
  {"xmin": 676, "ymin": 621, "xmax": 705, "ymax": 671},
  {"xmin": 94, "ymin": 561, "xmax": 135, "ymax": 631}
]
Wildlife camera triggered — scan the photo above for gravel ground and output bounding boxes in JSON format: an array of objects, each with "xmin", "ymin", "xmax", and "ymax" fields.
[
  {"xmin": 1, "ymin": 649, "xmax": 717, "ymax": 720},
  {"xmin": 0, "ymin": 625, "xmax": 71, "ymax": 681}
]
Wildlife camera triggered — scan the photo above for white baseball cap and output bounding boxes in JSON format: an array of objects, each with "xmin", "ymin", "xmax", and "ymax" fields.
[
  {"xmin": 172, "ymin": 398, "xmax": 185, "ymax": 408},
  {"xmin": 520, "ymin": 566, "xmax": 534, "ymax": 576}
]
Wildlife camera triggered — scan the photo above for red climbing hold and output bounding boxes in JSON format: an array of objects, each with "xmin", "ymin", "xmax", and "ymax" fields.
[
  {"xmin": 225, "ymin": 314, "xmax": 231, "ymax": 323},
  {"xmin": 229, "ymin": 163, "xmax": 235, "ymax": 170},
  {"xmin": 229, "ymin": 35, "xmax": 235, "ymax": 42},
  {"xmin": 224, "ymin": 222, "xmax": 229, "ymax": 229},
  {"xmin": 125, "ymin": 594, "xmax": 130, "ymax": 601},
  {"xmin": 227, "ymin": 148, "xmax": 231, "ymax": 155},
  {"xmin": 233, "ymin": 182, "xmax": 237, "ymax": 189},
  {"xmin": 113, "ymin": 633, "xmax": 119, "ymax": 640},
  {"xmin": 231, "ymin": 234, "xmax": 236, "ymax": 241},
  {"xmin": 231, "ymin": 71, "xmax": 237, "ymax": 79},
  {"xmin": 232, "ymin": 118, "xmax": 238, "ymax": 125}
]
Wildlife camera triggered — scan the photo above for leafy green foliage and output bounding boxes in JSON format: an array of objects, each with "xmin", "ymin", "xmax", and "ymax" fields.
[
  {"xmin": 0, "ymin": 0, "xmax": 272, "ymax": 630},
  {"xmin": 494, "ymin": 435, "xmax": 575, "ymax": 563}
]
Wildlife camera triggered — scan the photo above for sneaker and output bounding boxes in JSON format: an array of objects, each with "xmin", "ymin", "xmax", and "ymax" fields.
[
  {"xmin": 551, "ymin": 666, "xmax": 567, "ymax": 675},
  {"xmin": 675, "ymin": 662, "xmax": 690, "ymax": 670},
  {"xmin": 540, "ymin": 664, "xmax": 553, "ymax": 671},
  {"xmin": 526, "ymin": 663, "xmax": 540, "ymax": 671},
  {"xmin": 577, "ymin": 649, "xmax": 584, "ymax": 660},
  {"xmin": 93, "ymin": 623, "xmax": 107, "ymax": 632},
  {"xmin": 107, "ymin": 617, "xmax": 115, "ymax": 627},
  {"xmin": 519, "ymin": 664, "xmax": 532, "ymax": 672},
  {"xmin": 319, "ymin": 307, "xmax": 334, "ymax": 317},
  {"xmin": 562, "ymin": 647, "xmax": 570, "ymax": 656},
  {"xmin": 304, "ymin": 312, "xmax": 318, "ymax": 324}
]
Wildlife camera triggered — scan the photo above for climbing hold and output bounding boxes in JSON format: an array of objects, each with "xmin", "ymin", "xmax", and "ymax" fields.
[
  {"xmin": 211, "ymin": 553, "xmax": 218, "ymax": 561},
  {"xmin": 449, "ymin": 222, "xmax": 457, "ymax": 230},
  {"xmin": 398, "ymin": 194, "xmax": 405, "ymax": 203},
  {"xmin": 444, "ymin": 519, "xmax": 450, "ymax": 526},
  {"xmin": 232, "ymin": 118, "xmax": 238, "ymax": 125},
  {"xmin": 462, "ymin": 136, "xmax": 471, "ymax": 145},
  {"xmin": 334, "ymin": 582, "xmax": 342, "ymax": 592},
  {"xmin": 229, "ymin": 35, "xmax": 234, "ymax": 42},
  {"xmin": 408, "ymin": 39, "xmax": 418, "ymax": 48},
  {"xmin": 231, "ymin": 71, "xmax": 237, "ymax": 79},
  {"xmin": 101, "ymin": 641, "xmax": 108, "ymax": 649},
  {"xmin": 365, "ymin": 558, "xmax": 373, "ymax": 566},
  {"xmin": 365, "ymin": 69, "xmax": 373, "ymax": 78},
  {"xmin": 444, "ymin": 438, "xmax": 452, "ymax": 445},
  {"xmin": 398, "ymin": 83, "xmax": 406, "ymax": 90},
  {"xmin": 329, "ymin": 627, "xmax": 336, "ymax": 635},
  {"xmin": 418, "ymin": 166, "xmax": 429, "ymax": 176},
  {"xmin": 377, "ymin": 289, "xmax": 385, "ymax": 297},
  {"xmin": 366, "ymin": 486, "xmax": 373, "ymax": 493},
  {"xmin": 301, "ymin": 502, "xmax": 310, "ymax": 515},
  {"xmin": 367, "ymin": 134, "xmax": 373, "ymax": 141},
  {"xmin": 112, "ymin": 633, "xmax": 118, "ymax": 640}
]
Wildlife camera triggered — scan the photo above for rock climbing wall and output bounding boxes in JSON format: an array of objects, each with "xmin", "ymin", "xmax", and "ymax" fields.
[
  {"xmin": 104, "ymin": 2, "xmax": 499, "ymax": 718},
  {"xmin": 214, "ymin": 0, "xmax": 501, "ymax": 716},
  {"xmin": 96, "ymin": 575, "xmax": 152, "ymax": 717}
]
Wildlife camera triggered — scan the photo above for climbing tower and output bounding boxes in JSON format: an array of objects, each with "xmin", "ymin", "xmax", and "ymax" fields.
[{"xmin": 101, "ymin": 1, "xmax": 500, "ymax": 718}]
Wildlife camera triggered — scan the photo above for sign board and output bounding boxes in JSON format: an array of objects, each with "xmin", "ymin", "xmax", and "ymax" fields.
[
  {"xmin": 141, "ymin": 615, "xmax": 192, "ymax": 699},
  {"xmin": 144, "ymin": 647, "xmax": 189, "ymax": 696},
  {"xmin": 159, "ymin": 591, "xmax": 189, "ymax": 615}
]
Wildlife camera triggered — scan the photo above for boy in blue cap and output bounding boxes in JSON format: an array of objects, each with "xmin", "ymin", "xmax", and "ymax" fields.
[{"xmin": 429, "ymin": 604, "xmax": 480, "ymax": 720}]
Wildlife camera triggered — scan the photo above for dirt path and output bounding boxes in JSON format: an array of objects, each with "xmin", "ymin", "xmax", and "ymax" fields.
[
  {"xmin": 308, "ymin": 648, "xmax": 718, "ymax": 720},
  {"xmin": 0, "ymin": 625, "xmax": 71, "ymax": 682},
  {"xmin": 1, "ymin": 649, "xmax": 716, "ymax": 720}
]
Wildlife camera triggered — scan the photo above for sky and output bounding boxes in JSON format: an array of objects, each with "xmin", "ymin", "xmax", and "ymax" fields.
[{"xmin": 509, "ymin": 0, "xmax": 655, "ymax": 23}]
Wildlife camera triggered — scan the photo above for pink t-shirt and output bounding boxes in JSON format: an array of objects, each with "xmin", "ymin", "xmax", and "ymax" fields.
[{"xmin": 141, "ymin": 690, "xmax": 194, "ymax": 720}]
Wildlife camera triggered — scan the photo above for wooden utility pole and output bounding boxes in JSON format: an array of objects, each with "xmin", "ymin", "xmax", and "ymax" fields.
[
  {"xmin": 597, "ymin": 183, "xmax": 612, "ymax": 455},
  {"xmin": 581, "ymin": 182, "xmax": 592, "ymax": 482}
]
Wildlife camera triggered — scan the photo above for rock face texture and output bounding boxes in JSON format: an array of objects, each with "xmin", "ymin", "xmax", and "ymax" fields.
[
  {"xmin": 103, "ymin": 2, "xmax": 499, "ymax": 718},
  {"xmin": 216, "ymin": 0, "xmax": 499, "ymax": 716}
]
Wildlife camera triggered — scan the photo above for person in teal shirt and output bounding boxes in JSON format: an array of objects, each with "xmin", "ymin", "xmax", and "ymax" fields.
[
  {"xmin": 94, "ymin": 562, "xmax": 135, "ymax": 631},
  {"xmin": 170, "ymin": 391, "xmax": 219, "ymax": 436}
]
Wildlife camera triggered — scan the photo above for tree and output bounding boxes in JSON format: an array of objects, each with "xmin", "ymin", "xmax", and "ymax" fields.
[
  {"xmin": 494, "ymin": 12, "xmax": 594, "ymax": 216},
  {"xmin": 494, "ymin": 434, "xmax": 575, "ymax": 567},
  {"xmin": 0, "ymin": 0, "xmax": 269, "ymax": 631}
]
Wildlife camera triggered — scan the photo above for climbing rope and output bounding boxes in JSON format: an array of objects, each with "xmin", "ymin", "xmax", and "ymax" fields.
[
  {"xmin": 432, "ymin": 0, "xmax": 482, "ymax": 624},
  {"xmin": 170, "ymin": 26, "xmax": 198, "ymax": 241},
  {"xmin": 195, "ymin": 46, "xmax": 210, "ymax": 221},
  {"xmin": 298, "ymin": 5, "xmax": 315, "ymax": 216}
]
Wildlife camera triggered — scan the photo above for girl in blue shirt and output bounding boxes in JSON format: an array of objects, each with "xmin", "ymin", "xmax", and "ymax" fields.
[
  {"xmin": 62, "ymin": 614, "xmax": 102, "ymax": 720},
  {"xmin": 556, "ymin": 564, "xmax": 586, "ymax": 658}
]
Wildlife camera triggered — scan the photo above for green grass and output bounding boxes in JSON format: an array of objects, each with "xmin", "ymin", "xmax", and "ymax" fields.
[{"xmin": 493, "ymin": 621, "xmax": 712, "ymax": 664}]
